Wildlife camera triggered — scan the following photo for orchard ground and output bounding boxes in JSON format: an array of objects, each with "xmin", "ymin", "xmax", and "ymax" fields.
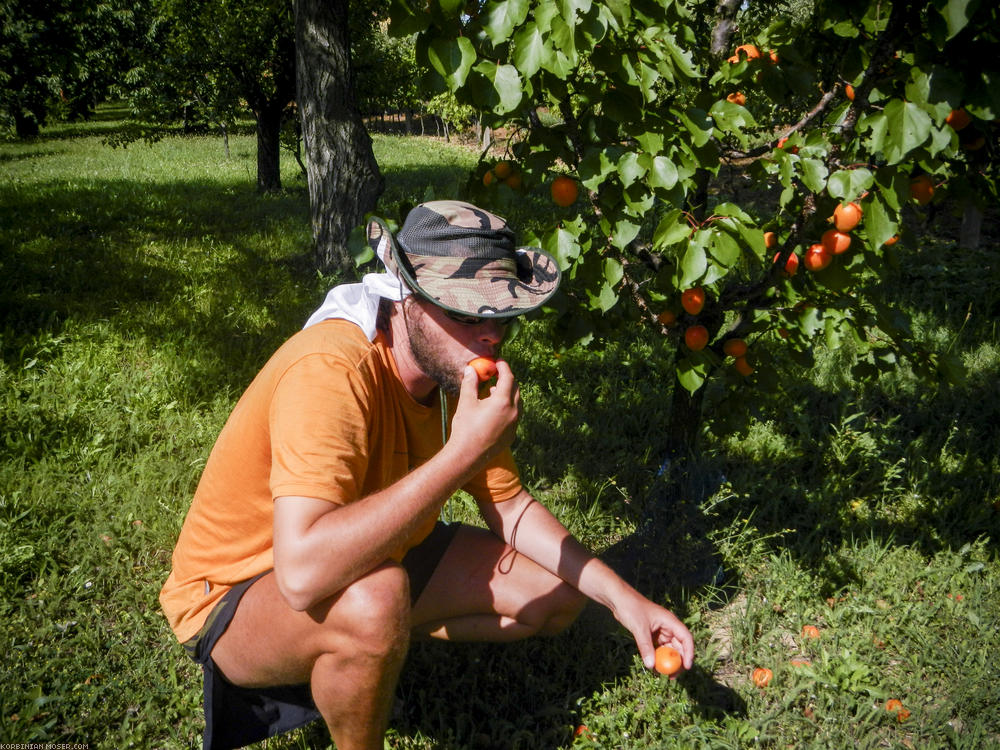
[{"xmin": 1, "ymin": 110, "xmax": 999, "ymax": 749}]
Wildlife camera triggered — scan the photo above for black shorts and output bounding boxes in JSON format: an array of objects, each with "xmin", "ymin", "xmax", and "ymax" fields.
[{"xmin": 185, "ymin": 521, "xmax": 460, "ymax": 750}]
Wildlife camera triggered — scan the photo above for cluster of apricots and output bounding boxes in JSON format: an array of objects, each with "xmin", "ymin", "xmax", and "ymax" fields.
[
  {"xmin": 659, "ymin": 286, "xmax": 754, "ymax": 376},
  {"xmin": 769, "ymin": 199, "xmax": 871, "ymax": 278},
  {"xmin": 482, "ymin": 160, "xmax": 523, "ymax": 190},
  {"xmin": 725, "ymin": 43, "xmax": 780, "ymax": 108}
]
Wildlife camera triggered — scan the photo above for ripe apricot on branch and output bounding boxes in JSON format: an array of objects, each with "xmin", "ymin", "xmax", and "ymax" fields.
[
  {"xmin": 763, "ymin": 231, "xmax": 777, "ymax": 249},
  {"xmin": 774, "ymin": 251, "xmax": 799, "ymax": 277},
  {"xmin": 804, "ymin": 244, "xmax": 833, "ymax": 271},
  {"xmin": 723, "ymin": 339, "xmax": 748, "ymax": 358},
  {"xmin": 821, "ymin": 229, "xmax": 851, "ymax": 255},
  {"xmin": 550, "ymin": 176, "xmax": 579, "ymax": 207},
  {"xmin": 946, "ymin": 108, "xmax": 971, "ymax": 131},
  {"xmin": 909, "ymin": 175, "xmax": 935, "ymax": 205},
  {"xmin": 681, "ymin": 287, "xmax": 706, "ymax": 315},
  {"xmin": 468, "ymin": 357, "xmax": 498, "ymax": 383},
  {"xmin": 482, "ymin": 170, "xmax": 495, "ymax": 187},
  {"xmin": 653, "ymin": 645, "xmax": 683, "ymax": 676},
  {"xmin": 493, "ymin": 160, "xmax": 513, "ymax": 179},
  {"xmin": 685, "ymin": 325, "xmax": 709, "ymax": 351},
  {"xmin": 726, "ymin": 92, "xmax": 747, "ymax": 106},
  {"xmin": 657, "ymin": 310, "xmax": 677, "ymax": 326},
  {"xmin": 734, "ymin": 356, "xmax": 754, "ymax": 376},
  {"xmin": 776, "ymin": 136, "xmax": 798, "ymax": 154},
  {"xmin": 845, "ymin": 84, "xmax": 855, "ymax": 101},
  {"xmin": 732, "ymin": 44, "xmax": 760, "ymax": 61},
  {"xmin": 832, "ymin": 202, "xmax": 863, "ymax": 231}
]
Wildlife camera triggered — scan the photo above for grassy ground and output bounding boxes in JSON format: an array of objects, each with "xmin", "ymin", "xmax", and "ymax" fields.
[{"xmin": 2, "ymin": 110, "xmax": 998, "ymax": 749}]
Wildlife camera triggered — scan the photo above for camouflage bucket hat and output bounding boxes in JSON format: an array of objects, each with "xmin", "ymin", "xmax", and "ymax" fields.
[{"xmin": 367, "ymin": 200, "xmax": 561, "ymax": 318}]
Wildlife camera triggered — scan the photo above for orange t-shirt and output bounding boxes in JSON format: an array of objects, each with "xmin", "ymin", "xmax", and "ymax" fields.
[{"xmin": 159, "ymin": 319, "xmax": 522, "ymax": 643}]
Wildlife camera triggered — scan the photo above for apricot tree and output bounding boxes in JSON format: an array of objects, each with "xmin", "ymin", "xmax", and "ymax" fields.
[{"xmin": 387, "ymin": 0, "xmax": 998, "ymax": 451}]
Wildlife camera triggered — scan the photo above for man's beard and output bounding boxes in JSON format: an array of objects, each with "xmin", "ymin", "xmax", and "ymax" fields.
[{"xmin": 403, "ymin": 300, "xmax": 463, "ymax": 394}]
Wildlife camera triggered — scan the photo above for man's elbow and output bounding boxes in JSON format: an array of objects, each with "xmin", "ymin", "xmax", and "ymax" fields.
[{"xmin": 274, "ymin": 567, "xmax": 323, "ymax": 612}]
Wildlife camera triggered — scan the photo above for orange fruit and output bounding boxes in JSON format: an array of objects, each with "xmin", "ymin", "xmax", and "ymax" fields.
[
  {"xmin": 752, "ymin": 667, "xmax": 772, "ymax": 687},
  {"xmin": 503, "ymin": 172, "xmax": 522, "ymax": 190},
  {"xmin": 801, "ymin": 625, "xmax": 821, "ymax": 639},
  {"xmin": 493, "ymin": 160, "xmax": 513, "ymax": 179},
  {"xmin": 723, "ymin": 338, "xmax": 748, "ymax": 358},
  {"xmin": 776, "ymin": 136, "xmax": 798, "ymax": 153},
  {"xmin": 832, "ymin": 201, "xmax": 863, "ymax": 231},
  {"xmin": 774, "ymin": 251, "xmax": 799, "ymax": 277},
  {"xmin": 945, "ymin": 108, "xmax": 971, "ymax": 131},
  {"xmin": 885, "ymin": 699, "xmax": 910, "ymax": 721},
  {"xmin": 684, "ymin": 325, "xmax": 709, "ymax": 351},
  {"xmin": 961, "ymin": 133, "xmax": 986, "ymax": 151},
  {"xmin": 653, "ymin": 644, "xmax": 683, "ymax": 676},
  {"xmin": 468, "ymin": 357, "xmax": 498, "ymax": 383},
  {"xmin": 845, "ymin": 84, "xmax": 855, "ymax": 101},
  {"xmin": 803, "ymin": 244, "xmax": 833, "ymax": 271},
  {"xmin": 909, "ymin": 175, "xmax": 935, "ymax": 205},
  {"xmin": 763, "ymin": 231, "xmax": 777, "ymax": 249},
  {"xmin": 482, "ymin": 170, "xmax": 496, "ymax": 187},
  {"xmin": 883, "ymin": 234, "xmax": 900, "ymax": 246},
  {"xmin": 734, "ymin": 44, "xmax": 760, "ymax": 60},
  {"xmin": 681, "ymin": 287, "xmax": 706, "ymax": 315},
  {"xmin": 768, "ymin": 49, "xmax": 779, "ymax": 64},
  {"xmin": 551, "ymin": 176, "xmax": 579, "ymax": 207},
  {"xmin": 726, "ymin": 91, "xmax": 746, "ymax": 106},
  {"xmin": 657, "ymin": 310, "xmax": 677, "ymax": 326},
  {"xmin": 790, "ymin": 659, "xmax": 811, "ymax": 667},
  {"xmin": 821, "ymin": 229, "xmax": 852, "ymax": 255},
  {"xmin": 734, "ymin": 356, "xmax": 754, "ymax": 376}
]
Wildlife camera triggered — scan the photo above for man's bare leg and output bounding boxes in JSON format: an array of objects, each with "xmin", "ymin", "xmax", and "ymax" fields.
[
  {"xmin": 411, "ymin": 525, "xmax": 587, "ymax": 641},
  {"xmin": 210, "ymin": 562, "xmax": 411, "ymax": 750}
]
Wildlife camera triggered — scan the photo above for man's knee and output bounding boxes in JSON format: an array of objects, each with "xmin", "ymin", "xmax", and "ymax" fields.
[{"xmin": 318, "ymin": 562, "xmax": 412, "ymax": 659}]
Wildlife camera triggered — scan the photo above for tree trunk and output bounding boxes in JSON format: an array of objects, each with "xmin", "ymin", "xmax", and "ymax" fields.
[
  {"xmin": 256, "ymin": 103, "xmax": 284, "ymax": 193},
  {"xmin": 665, "ymin": 381, "xmax": 706, "ymax": 459},
  {"xmin": 960, "ymin": 200, "xmax": 983, "ymax": 249},
  {"xmin": 295, "ymin": 0, "xmax": 384, "ymax": 272}
]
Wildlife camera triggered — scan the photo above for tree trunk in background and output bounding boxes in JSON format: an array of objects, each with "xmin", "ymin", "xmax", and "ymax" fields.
[
  {"xmin": 960, "ymin": 200, "xmax": 983, "ymax": 249},
  {"xmin": 256, "ymin": 102, "xmax": 285, "ymax": 192},
  {"xmin": 294, "ymin": 0, "xmax": 384, "ymax": 273}
]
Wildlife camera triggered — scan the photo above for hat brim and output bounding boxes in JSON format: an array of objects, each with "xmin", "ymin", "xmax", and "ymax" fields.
[{"xmin": 367, "ymin": 216, "xmax": 560, "ymax": 318}]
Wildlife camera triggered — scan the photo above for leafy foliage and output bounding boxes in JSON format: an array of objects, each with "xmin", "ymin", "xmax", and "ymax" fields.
[{"xmin": 389, "ymin": 0, "xmax": 999, "ymax": 450}]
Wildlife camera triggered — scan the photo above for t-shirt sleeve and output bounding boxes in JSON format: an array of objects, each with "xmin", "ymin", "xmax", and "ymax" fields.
[{"xmin": 269, "ymin": 352, "xmax": 370, "ymax": 503}]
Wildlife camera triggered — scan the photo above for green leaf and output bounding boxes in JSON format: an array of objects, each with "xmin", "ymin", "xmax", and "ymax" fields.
[
  {"xmin": 543, "ymin": 223, "xmax": 583, "ymax": 270},
  {"xmin": 864, "ymin": 196, "xmax": 898, "ymax": 249},
  {"xmin": 579, "ymin": 146, "xmax": 620, "ymax": 190},
  {"xmin": 617, "ymin": 151, "xmax": 647, "ymax": 187},
  {"xmin": 472, "ymin": 61, "xmax": 523, "ymax": 114},
  {"xmin": 603, "ymin": 256, "xmax": 624, "ymax": 286},
  {"xmin": 653, "ymin": 210, "xmax": 690, "ymax": 248},
  {"xmin": 436, "ymin": 0, "xmax": 466, "ymax": 18},
  {"xmin": 881, "ymin": 99, "xmax": 933, "ymax": 165},
  {"xmin": 677, "ymin": 356, "xmax": 708, "ymax": 394},
  {"xmin": 597, "ymin": 280, "xmax": 619, "ymax": 312},
  {"xmin": 388, "ymin": 0, "xmax": 430, "ymax": 35},
  {"xmin": 679, "ymin": 230, "xmax": 709, "ymax": 286},
  {"xmin": 649, "ymin": 155, "xmax": 679, "ymax": 190},
  {"xmin": 800, "ymin": 158, "xmax": 830, "ymax": 193},
  {"xmin": 512, "ymin": 23, "xmax": 546, "ymax": 78},
  {"xmin": 427, "ymin": 36, "xmax": 476, "ymax": 91},
  {"xmin": 483, "ymin": 0, "xmax": 531, "ymax": 45},
  {"xmin": 938, "ymin": 0, "xmax": 979, "ymax": 40},
  {"xmin": 612, "ymin": 217, "xmax": 641, "ymax": 248},
  {"xmin": 679, "ymin": 108, "xmax": 713, "ymax": 147},
  {"xmin": 709, "ymin": 229, "xmax": 742, "ymax": 269},
  {"xmin": 827, "ymin": 168, "xmax": 873, "ymax": 201}
]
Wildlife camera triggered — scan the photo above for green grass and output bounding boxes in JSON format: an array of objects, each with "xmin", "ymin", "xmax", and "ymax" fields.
[{"xmin": 2, "ymin": 108, "xmax": 999, "ymax": 749}]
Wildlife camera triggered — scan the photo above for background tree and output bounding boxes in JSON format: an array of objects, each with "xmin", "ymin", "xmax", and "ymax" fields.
[
  {"xmin": 295, "ymin": 0, "xmax": 384, "ymax": 271},
  {"xmin": 121, "ymin": 0, "xmax": 296, "ymax": 192},
  {"xmin": 388, "ymin": 0, "xmax": 998, "ymax": 462},
  {"xmin": 0, "ymin": 0, "xmax": 145, "ymax": 137}
]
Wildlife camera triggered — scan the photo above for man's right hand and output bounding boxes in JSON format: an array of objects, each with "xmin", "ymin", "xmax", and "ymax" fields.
[{"xmin": 447, "ymin": 359, "xmax": 521, "ymax": 469}]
